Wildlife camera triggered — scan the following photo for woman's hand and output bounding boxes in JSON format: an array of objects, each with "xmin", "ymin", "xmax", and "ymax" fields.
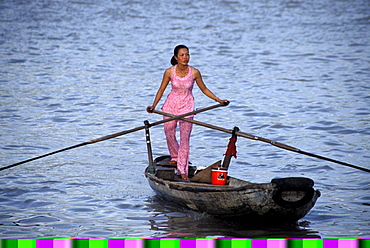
[
  {"xmin": 216, "ymin": 99, "xmax": 230, "ymax": 105},
  {"xmin": 146, "ymin": 106, "xmax": 155, "ymax": 113}
]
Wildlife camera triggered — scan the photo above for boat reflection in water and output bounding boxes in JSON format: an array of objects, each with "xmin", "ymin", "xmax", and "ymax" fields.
[{"xmin": 145, "ymin": 195, "xmax": 320, "ymax": 238}]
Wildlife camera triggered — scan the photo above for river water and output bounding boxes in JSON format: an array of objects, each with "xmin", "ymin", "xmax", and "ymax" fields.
[{"xmin": 0, "ymin": 0, "xmax": 369, "ymax": 239}]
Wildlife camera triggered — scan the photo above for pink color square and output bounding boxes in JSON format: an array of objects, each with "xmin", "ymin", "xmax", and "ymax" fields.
[
  {"xmin": 339, "ymin": 239, "xmax": 357, "ymax": 248},
  {"xmin": 53, "ymin": 239, "xmax": 72, "ymax": 248},
  {"xmin": 267, "ymin": 239, "xmax": 286, "ymax": 248},
  {"xmin": 124, "ymin": 239, "xmax": 143, "ymax": 248},
  {"xmin": 196, "ymin": 239, "xmax": 215, "ymax": 248}
]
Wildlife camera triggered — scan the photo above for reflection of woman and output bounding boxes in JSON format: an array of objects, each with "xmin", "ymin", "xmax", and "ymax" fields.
[{"xmin": 147, "ymin": 45, "xmax": 228, "ymax": 180}]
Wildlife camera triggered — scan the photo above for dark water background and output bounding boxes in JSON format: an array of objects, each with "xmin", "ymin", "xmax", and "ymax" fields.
[{"xmin": 0, "ymin": 0, "xmax": 369, "ymax": 238}]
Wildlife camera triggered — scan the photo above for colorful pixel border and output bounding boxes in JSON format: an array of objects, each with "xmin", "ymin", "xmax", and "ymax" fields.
[{"xmin": 0, "ymin": 239, "xmax": 369, "ymax": 248}]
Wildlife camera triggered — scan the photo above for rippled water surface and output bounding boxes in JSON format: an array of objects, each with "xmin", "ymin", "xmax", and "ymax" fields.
[{"xmin": 1, "ymin": 0, "xmax": 369, "ymax": 239}]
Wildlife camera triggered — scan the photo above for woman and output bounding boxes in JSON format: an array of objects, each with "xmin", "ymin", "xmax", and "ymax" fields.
[{"xmin": 147, "ymin": 45, "xmax": 228, "ymax": 180}]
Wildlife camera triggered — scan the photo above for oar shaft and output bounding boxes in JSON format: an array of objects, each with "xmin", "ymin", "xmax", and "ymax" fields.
[
  {"xmin": 1, "ymin": 102, "xmax": 228, "ymax": 171},
  {"xmin": 298, "ymin": 150, "xmax": 370, "ymax": 173},
  {"xmin": 0, "ymin": 143, "xmax": 86, "ymax": 171},
  {"xmin": 152, "ymin": 109, "xmax": 370, "ymax": 173}
]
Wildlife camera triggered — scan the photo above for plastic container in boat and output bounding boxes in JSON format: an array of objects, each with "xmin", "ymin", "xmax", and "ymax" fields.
[{"xmin": 211, "ymin": 167, "xmax": 227, "ymax": 185}]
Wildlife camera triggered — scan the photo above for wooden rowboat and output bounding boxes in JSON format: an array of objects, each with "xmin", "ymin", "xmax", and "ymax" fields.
[
  {"xmin": 145, "ymin": 156, "xmax": 320, "ymax": 222},
  {"xmin": 143, "ymin": 110, "xmax": 320, "ymax": 222}
]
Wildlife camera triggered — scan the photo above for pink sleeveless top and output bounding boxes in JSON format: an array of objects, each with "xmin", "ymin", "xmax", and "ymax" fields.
[{"xmin": 162, "ymin": 65, "xmax": 195, "ymax": 117}]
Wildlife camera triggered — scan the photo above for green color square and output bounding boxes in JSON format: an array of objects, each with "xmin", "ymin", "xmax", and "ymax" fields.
[
  {"xmin": 231, "ymin": 239, "xmax": 251, "ymax": 248},
  {"xmin": 360, "ymin": 239, "xmax": 370, "ymax": 248},
  {"xmin": 160, "ymin": 239, "xmax": 180, "ymax": 248},
  {"xmin": 144, "ymin": 239, "xmax": 160, "ymax": 248},
  {"xmin": 18, "ymin": 239, "xmax": 36, "ymax": 248},
  {"xmin": 73, "ymin": 239, "xmax": 89, "ymax": 248},
  {"xmin": 288, "ymin": 239, "xmax": 302, "ymax": 248},
  {"xmin": 89, "ymin": 239, "xmax": 108, "ymax": 248},
  {"xmin": 303, "ymin": 239, "xmax": 322, "ymax": 248},
  {"xmin": 216, "ymin": 239, "xmax": 231, "ymax": 248},
  {"xmin": 2, "ymin": 240, "xmax": 18, "ymax": 248}
]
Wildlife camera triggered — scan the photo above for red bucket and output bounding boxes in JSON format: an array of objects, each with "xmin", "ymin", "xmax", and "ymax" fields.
[{"xmin": 211, "ymin": 167, "xmax": 228, "ymax": 185}]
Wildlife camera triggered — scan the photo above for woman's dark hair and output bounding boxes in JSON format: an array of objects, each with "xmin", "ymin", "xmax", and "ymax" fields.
[{"xmin": 170, "ymin": 45, "xmax": 189, "ymax": 65}]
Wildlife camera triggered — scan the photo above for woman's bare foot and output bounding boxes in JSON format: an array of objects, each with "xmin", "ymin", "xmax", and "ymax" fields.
[
  {"xmin": 168, "ymin": 160, "xmax": 177, "ymax": 164},
  {"xmin": 181, "ymin": 174, "xmax": 189, "ymax": 180}
]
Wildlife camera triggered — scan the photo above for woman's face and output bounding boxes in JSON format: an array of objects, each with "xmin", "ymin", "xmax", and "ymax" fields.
[{"xmin": 175, "ymin": 48, "xmax": 190, "ymax": 66}]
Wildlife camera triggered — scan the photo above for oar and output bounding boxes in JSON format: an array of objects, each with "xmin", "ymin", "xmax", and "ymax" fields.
[
  {"xmin": 0, "ymin": 102, "xmax": 229, "ymax": 171},
  {"xmin": 152, "ymin": 109, "xmax": 370, "ymax": 173}
]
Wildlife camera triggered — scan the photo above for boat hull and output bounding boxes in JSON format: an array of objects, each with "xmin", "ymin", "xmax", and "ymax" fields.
[{"xmin": 145, "ymin": 167, "xmax": 320, "ymax": 222}]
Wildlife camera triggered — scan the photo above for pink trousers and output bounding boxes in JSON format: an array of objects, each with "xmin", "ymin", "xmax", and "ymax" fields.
[{"xmin": 163, "ymin": 117, "xmax": 193, "ymax": 176}]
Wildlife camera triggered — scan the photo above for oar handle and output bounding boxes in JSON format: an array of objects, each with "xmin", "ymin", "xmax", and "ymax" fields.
[{"xmin": 146, "ymin": 102, "xmax": 229, "ymax": 128}]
